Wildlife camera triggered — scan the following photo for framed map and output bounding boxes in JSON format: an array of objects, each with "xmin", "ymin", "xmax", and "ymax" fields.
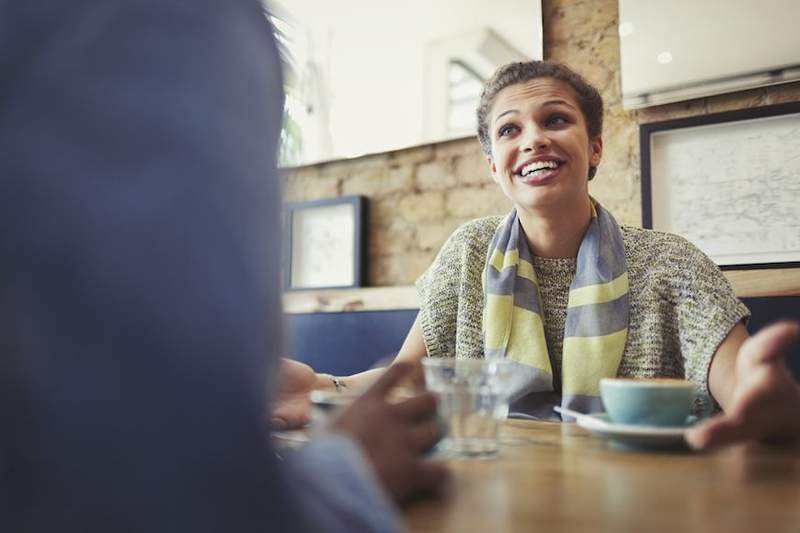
[
  {"xmin": 640, "ymin": 102, "xmax": 800, "ymax": 268},
  {"xmin": 283, "ymin": 196, "xmax": 366, "ymax": 289}
]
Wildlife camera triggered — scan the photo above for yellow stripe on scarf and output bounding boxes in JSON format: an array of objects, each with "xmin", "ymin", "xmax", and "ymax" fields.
[
  {"xmin": 506, "ymin": 307, "xmax": 551, "ymax": 372},
  {"xmin": 567, "ymin": 272, "xmax": 629, "ymax": 308},
  {"xmin": 561, "ymin": 329, "xmax": 629, "ymax": 395},
  {"xmin": 484, "ymin": 294, "xmax": 513, "ymax": 350},
  {"xmin": 488, "ymin": 249, "xmax": 535, "ymax": 282},
  {"xmin": 517, "ymin": 258, "xmax": 536, "ymax": 283},
  {"xmin": 489, "ymin": 249, "xmax": 516, "ymax": 271},
  {"xmin": 484, "ymin": 293, "xmax": 551, "ymax": 373}
]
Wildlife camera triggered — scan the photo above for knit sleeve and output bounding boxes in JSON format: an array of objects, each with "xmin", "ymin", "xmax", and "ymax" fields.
[
  {"xmin": 415, "ymin": 217, "xmax": 500, "ymax": 359},
  {"xmin": 668, "ymin": 236, "xmax": 750, "ymax": 393}
]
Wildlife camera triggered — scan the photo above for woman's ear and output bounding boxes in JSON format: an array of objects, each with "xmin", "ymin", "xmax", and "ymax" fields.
[
  {"xmin": 486, "ymin": 155, "xmax": 500, "ymax": 184},
  {"xmin": 589, "ymin": 136, "xmax": 603, "ymax": 168}
]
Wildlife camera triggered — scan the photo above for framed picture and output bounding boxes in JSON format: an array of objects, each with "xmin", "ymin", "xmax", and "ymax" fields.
[
  {"xmin": 283, "ymin": 196, "xmax": 366, "ymax": 290},
  {"xmin": 640, "ymin": 102, "xmax": 800, "ymax": 269}
]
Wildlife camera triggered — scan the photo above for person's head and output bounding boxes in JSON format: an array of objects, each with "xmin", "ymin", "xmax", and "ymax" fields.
[{"xmin": 477, "ymin": 61, "xmax": 604, "ymax": 213}]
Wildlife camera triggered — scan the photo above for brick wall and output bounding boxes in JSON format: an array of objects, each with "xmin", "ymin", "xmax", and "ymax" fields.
[{"xmin": 284, "ymin": 0, "xmax": 800, "ymax": 286}]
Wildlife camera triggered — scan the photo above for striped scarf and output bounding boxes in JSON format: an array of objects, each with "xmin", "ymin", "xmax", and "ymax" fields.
[{"xmin": 482, "ymin": 201, "xmax": 629, "ymax": 420}]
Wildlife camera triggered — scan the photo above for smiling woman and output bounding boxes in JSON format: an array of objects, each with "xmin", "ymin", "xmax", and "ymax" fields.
[{"xmin": 404, "ymin": 61, "xmax": 752, "ymax": 420}]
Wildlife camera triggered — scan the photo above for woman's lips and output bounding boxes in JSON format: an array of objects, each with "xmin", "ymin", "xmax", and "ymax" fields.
[{"xmin": 517, "ymin": 165, "xmax": 561, "ymax": 185}]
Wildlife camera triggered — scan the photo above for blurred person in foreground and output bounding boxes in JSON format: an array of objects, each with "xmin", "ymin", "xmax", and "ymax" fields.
[{"xmin": 0, "ymin": 1, "xmax": 445, "ymax": 532}]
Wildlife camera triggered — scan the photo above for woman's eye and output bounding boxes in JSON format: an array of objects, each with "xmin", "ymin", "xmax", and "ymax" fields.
[
  {"xmin": 546, "ymin": 115, "xmax": 569, "ymax": 127},
  {"xmin": 498, "ymin": 124, "xmax": 517, "ymax": 137}
]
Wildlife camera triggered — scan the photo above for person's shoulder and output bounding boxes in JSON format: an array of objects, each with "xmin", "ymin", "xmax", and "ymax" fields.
[
  {"xmin": 428, "ymin": 215, "xmax": 504, "ymax": 274},
  {"xmin": 621, "ymin": 225, "xmax": 705, "ymax": 259},
  {"xmin": 621, "ymin": 225, "xmax": 718, "ymax": 279},
  {"xmin": 418, "ymin": 216, "xmax": 502, "ymax": 301},
  {"xmin": 448, "ymin": 215, "xmax": 504, "ymax": 247}
]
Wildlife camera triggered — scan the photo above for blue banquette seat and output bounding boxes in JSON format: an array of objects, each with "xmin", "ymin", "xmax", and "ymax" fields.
[{"xmin": 286, "ymin": 288, "xmax": 800, "ymax": 380}]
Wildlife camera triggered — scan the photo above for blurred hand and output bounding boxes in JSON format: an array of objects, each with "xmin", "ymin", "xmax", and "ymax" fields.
[
  {"xmin": 686, "ymin": 321, "xmax": 800, "ymax": 451},
  {"xmin": 331, "ymin": 362, "xmax": 449, "ymax": 505},
  {"xmin": 271, "ymin": 358, "xmax": 316, "ymax": 430}
]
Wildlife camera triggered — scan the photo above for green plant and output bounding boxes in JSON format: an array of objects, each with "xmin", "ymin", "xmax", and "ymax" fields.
[{"xmin": 266, "ymin": 4, "xmax": 303, "ymax": 166}]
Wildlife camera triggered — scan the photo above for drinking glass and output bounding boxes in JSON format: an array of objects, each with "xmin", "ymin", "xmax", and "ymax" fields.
[{"xmin": 422, "ymin": 358, "xmax": 512, "ymax": 457}]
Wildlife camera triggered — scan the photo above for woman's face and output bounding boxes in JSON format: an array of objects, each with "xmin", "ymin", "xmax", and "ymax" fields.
[{"xmin": 485, "ymin": 78, "xmax": 602, "ymax": 214}]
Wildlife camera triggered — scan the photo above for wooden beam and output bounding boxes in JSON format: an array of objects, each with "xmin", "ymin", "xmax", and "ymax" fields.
[
  {"xmin": 283, "ymin": 286, "xmax": 419, "ymax": 314},
  {"xmin": 723, "ymin": 268, "xmax": 800, "ymax": 298},
  {"xmin": 283, "ymin": 268, "xmax": 800, "ymax": 314}
]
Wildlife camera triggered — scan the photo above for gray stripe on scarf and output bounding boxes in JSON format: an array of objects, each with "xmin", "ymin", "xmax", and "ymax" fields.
[
  {"xmin": 571, "ymin": 206, "xmax": 627, "ymax": 289},
  {"xmin": 504, "ymin": 360, "xmax": 554, "ymax": 402},
  {"xmin": 486, "ymin": 267, "xmax": 518, "ymax": 294},
  {"xmin": 512, "ymin": 276, "xmax": 541, "ymax": 313},
  {"xmin": 564, "ymin": 295, "xmax": 630, "ymax": 337},
  {"xmin": 516, "ymin": 224, "xmax": 535, "ymax": 264},
  {"xmin": 490, "ymin": 212, "xmax": 516, "ymax": 249},
  {"xmin": 508, "ymin": 394, "xmax": 606, "ymax": 421},
  {"xmin": 510, "ymin": 392, "xmax": 563, "ymax": 421},
  {"xmin": 560, "ymin": 395, "xmax": 606, "ymax": 421},
  {"xmin": 484, "ymin": 347, "xmax": 506, "ymax": 359}
]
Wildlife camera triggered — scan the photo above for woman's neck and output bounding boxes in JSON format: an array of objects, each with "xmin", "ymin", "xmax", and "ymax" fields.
[{"xmin": 517, "ymin": 197, "xmax": 593, "ymax": 258}]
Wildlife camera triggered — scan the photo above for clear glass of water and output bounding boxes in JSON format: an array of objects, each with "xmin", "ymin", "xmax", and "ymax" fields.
[{"xmin": 421, "ymin": 358, "xmax": 512, "ymax": 457}]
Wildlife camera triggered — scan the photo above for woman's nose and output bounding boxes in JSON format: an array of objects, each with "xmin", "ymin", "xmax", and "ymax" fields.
[{"xmin": 522, "ymin": 126, "xmax": 549, "ymax": 152}]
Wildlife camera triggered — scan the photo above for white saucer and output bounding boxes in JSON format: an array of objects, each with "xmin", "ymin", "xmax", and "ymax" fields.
[{"xmin": 576, "ymin": 413, "xmax": 697, "ymax": 450}]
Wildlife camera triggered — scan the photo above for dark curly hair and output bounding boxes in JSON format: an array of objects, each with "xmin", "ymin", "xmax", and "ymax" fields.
[{"xmin": 476, "ymin": 61, "xmax": 604, "ymax": 179}]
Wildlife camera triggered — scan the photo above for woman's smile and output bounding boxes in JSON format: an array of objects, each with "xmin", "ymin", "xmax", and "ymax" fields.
[{"xmin": 515, "ymin": 157, "xmax": 565, "ymax": 185}]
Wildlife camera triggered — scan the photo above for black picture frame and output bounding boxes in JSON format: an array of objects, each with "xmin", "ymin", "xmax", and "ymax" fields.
[
  {"xmin": 283, "ymin": 195, "xmax": 367, "ymax": 290},
  {"xmin": 640, "ymin": 101, "xmax": 800, "ymax": 270}
]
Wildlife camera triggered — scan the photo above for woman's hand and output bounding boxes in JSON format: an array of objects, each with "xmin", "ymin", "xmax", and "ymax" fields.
[
  {"xmin": 686, "ymin": 321, "xmax": 800, "ymax": 450},
  {"xmin": 271, "ymin": 358, "xmax": 317, "ymax": 430}
]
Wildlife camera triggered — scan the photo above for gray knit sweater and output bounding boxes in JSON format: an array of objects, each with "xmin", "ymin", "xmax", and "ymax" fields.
[{"xmin": 416, "ymin": 216, "xmax": 750, "ymax": 394}]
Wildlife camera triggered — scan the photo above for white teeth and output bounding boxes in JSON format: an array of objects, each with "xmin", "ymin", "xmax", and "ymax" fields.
[{"xmin": 521, "ymin": 160, "xmax": 558, "ymax": 176}]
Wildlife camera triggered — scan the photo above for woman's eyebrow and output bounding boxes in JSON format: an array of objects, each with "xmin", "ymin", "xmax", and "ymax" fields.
[
  {"xmin": 542, "ymin": 99, "xmax": 577, "ymax": 109},
  {"xmin": 493, "ymin": 109, "xmax": 519, "ymax": 124},
  {"xmin": 494, "ymin": 100, "xmax": 576, "ymax": 125}
]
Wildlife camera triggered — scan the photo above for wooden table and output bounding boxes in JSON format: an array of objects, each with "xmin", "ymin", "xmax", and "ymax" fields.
[{"xmin": 404, "ymin": 420, "xmax": 800, "ymax": 533}]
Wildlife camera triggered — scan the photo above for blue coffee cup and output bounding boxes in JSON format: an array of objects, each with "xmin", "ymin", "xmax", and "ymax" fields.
[{"xmin": 600, "ymin": 378, "xmax": 711, "ymax": 427}]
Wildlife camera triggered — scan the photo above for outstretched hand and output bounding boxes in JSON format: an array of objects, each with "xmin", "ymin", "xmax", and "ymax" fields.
[
  {"xmin": 686, "ymin": 321, "xmax": 800, "ymax": 451},
  {"xmin": 331, "ymin": 363, "xmax": 449, "ymax": 504}
]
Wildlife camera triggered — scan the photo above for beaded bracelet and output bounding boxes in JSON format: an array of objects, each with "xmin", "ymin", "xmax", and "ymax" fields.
[
  {"xmin": 330, "ymin": 375, "xmax": 347, "ymax": 393},
  {"xmin": 320, "ymin": 373, "xmax": 348, "ymax": 392}
]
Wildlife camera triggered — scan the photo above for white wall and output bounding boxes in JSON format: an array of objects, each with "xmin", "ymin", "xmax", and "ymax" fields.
[{"xmin": 274, "ymin": 0, "xmax": 542, "ymax": 164}]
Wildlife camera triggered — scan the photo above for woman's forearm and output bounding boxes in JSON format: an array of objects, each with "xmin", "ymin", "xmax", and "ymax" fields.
[
  {"xmin": 318, "ymin": 311, "xmax": 429, "ymax": 391},
  {"xmin": 317, "ymin": 368, "xmax": 385, "ymax": 391}
]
